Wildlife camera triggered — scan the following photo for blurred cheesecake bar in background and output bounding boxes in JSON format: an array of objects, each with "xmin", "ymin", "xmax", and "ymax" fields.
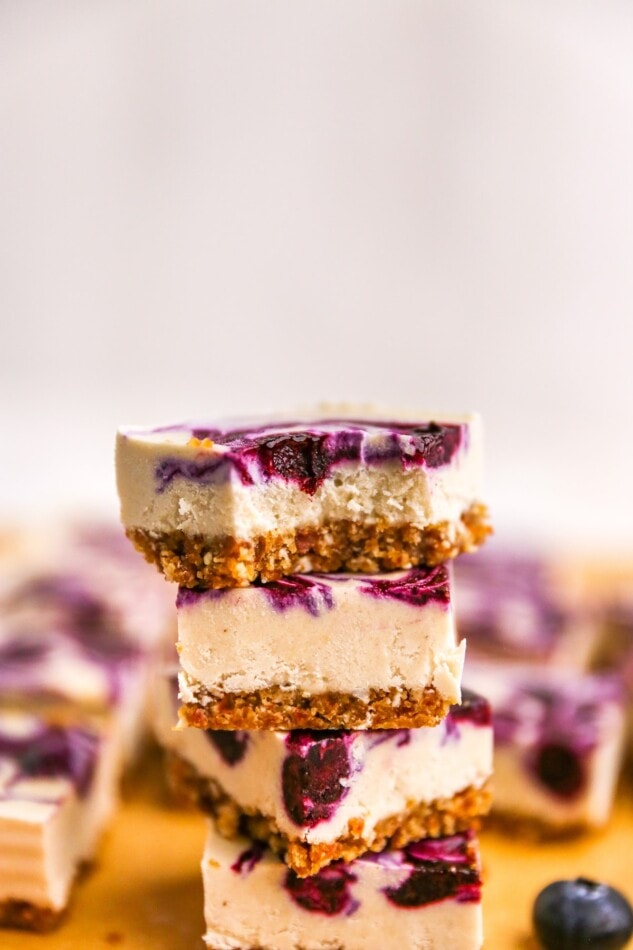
[
  {"xmin": 0, "ymin": 709, "xmax": 120, "ymax": 930},
  {"xmin": 0, "ymin": 523, "xmax": 176, "ymax": 930},
  {"xmin": 466, "ymin": 661, "xmax": 626, "ymax": 834},
  {"xmin": 453, "ymin": 541, "xmax": 603, "ymax": 669}
]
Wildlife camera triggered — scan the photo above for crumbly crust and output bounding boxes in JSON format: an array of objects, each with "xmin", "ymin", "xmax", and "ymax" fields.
[
  {"xmin": 0, "ymin": 900, "xmax": 64, "ymax": 932},
  {"xmin": 167, "ymin": 753, "xmax": 492, "ymax": 877},
  {"xmin": 179, "ymin": 683, "xmax": 452, "ymax": 731},
  {"xmin": 127, "ymin": 502, "xmax": 491, "ymax": 589}
]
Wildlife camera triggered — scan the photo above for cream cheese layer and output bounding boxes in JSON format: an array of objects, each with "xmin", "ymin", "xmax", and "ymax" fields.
[{"xmin": 177, "ymin": 566, "xmax": 463, "ymax": 699}]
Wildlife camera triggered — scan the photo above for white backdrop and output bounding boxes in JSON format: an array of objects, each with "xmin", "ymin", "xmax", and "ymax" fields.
[{"xmin": 1, "ymin": 1, "xmax": 632, "ymax": 549}]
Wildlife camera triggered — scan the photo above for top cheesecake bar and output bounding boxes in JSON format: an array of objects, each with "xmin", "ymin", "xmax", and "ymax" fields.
[{"xmin": 116, "ymin": 410, "xmax": 490, "ymax": 588}]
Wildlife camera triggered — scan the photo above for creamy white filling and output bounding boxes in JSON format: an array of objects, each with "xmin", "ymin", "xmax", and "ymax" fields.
[
  {"xmin": 0, "ymin": 722, "xmax": 120, "ymax": 911},
  {"xmin": 116, "ymin": 414, "xmax": 483, "ymax": 539},
  {"xmin": 202, "ymin": 823, "xmax": 483, "ymax": 950},
  {"xmin": 157, "ymin": 675, "xmax": 491, "ymax": 845},
  {"xmin": 177, "ymin": 582, "xmax": 463, "ymax": 698}
]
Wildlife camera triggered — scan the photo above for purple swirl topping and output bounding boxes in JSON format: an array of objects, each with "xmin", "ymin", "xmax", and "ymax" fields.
[
  {"xmin": 176, "ymin": 576, "xmax": 335, "ymax": 615},
  {"xmin": 284, "ymin": 865, "xmax": 359, "ymax": 916},
  {"xmin": 0, "ymin": 723, "xmax": 99, "ymax": 798},
  {"xmin": 151, "ymin": 419, "xmax": 464, "ymax": 496},
  {"xmin": 359, "ymin": 564, "xmax": 451, "ymax": 608},
  {"xmin": 282, "ymin": 731, "xmax": 355, "ymax": 827},
  {"xmin": 177, "ymin": 567, "xmax": 448, "ymax": 613},
  {"xmin": 383, "ymin": 832, "xmax": 481, "ymax": 908}
]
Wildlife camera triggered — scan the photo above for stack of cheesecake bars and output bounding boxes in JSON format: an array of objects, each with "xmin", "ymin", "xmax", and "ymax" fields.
[{"xmin": 117, "ymin": 409, "xmax": 494, "ymax": 949}]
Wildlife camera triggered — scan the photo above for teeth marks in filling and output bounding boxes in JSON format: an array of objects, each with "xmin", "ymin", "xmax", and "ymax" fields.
[
  {"xmin": 283, "ymin": 865, "xmax": 359, "ymax": 917},
  {"xmin": 282, "ymin": 731, "xmax": 354, "ymax": 827},
  {"xmin": 153, "ymin": 420, "xmax": 464, "ymax": 495},
  {"xmin": 205, "ymin": 730, "xmax": 250, "ymax": 766}
]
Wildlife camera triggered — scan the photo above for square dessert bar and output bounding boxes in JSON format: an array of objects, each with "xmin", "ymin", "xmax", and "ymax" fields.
[
  {"xmin": 466, "ymin": 661, "xmax": 626, "ymax": 833},
  {"xmin": 0, "ymin": 709, "xmax": 119, "ymax": 930},
  {"xmin": 0, "ymin": 569, "xmax": 153, "ymax": 762},
  {"xmin": 116, "ymin": 411, "xmax": 490, "ymax": 588},
  {"xmin": 155, "ymin": 674, "xmax": 492, "ymax": 876},
  {"xmin": 202, "ymin": 823, "xmax": 483, "ymax": 950},
  {"xmin": 453, "ymin": 543, "xmax": 602, "ymax": 669},
  {"xmin": 177, "ymin": 564, "xmax": 464, "ymax": 731}
]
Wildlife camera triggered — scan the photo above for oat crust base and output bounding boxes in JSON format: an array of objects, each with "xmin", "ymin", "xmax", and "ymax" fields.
[
  {"xmin": 167, "ymin": 753, "xmax": 492, "ymax": 877},
  {"xmin": 128, "ymin": 502, "xmax": 491, "ymax": 588},
  {"xmin": 180, "ymin": 683, "xmax": 451, "ymax": 731}
]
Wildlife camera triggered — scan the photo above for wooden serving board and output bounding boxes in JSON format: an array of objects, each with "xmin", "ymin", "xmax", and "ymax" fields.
[{"xmin": 3, "ymin": 755, "xmax": 632, "ymax": 950}]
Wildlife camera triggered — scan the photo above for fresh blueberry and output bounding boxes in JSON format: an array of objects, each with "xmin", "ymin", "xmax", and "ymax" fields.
[{"xmin": 534, "ymin": 878, "xmax": 633, "ymax": 949}]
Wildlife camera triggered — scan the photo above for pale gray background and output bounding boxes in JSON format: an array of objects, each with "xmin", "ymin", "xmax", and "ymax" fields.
[{"xmin": 1, "ymin": 1, "xmax": 632, "ymax": 549}]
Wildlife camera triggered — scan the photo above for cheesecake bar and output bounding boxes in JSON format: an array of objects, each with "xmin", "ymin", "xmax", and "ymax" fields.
[
  {"xmin": 0, "ymin": 533, "xmax": 175, "ymax": 759},
  {"xmin": 155, "ymin": 673, "xmax": 492, "ymax": 876},
  {"xmin": 454, "ymin": 543, "xmax": 601, "ymax": 668},
  {"xmin": 466, "ymin": 661, "xmax": 625, "ymax": 833},
  {"xmin": 116, "ymin": 411, "xmax": 490, "ymax": 588},
  {"xmin": 1, "ymin": 523, "xmax": 175, "ymax": 653},
  {"xmin": 202, "ymin": 823, "xmax": 483, "ymax": 950},
  {"xmin": 0, "ymin": 710, "xmax": 119, "ymax": 930},
  {"xmin": 0, "ymin": 570, "xmax": 152, "ymax": 761},
  {"xmin": 177, "ymin": 564, "xmax": 464, "ymax": 730}
]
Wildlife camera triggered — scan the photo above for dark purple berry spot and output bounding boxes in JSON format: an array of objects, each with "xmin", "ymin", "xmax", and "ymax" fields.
[
  {"xmin": 284, "ymin": 865, "xmax": 358, "ymax": 916},
  {"xmin": 449, "ymin": 690, "xmax": 492, "ymax": 728},
  {"xmin": 0, "ymin": 637, "xmax": 50, "ymax": 666},
  {"xmin": 533, "ymin": 742, "xmax": 585, "ymax": 799},
  {"xmin": 205, "ymin": 731, "xmax": 249, "ymax": 766},
  {"xmin": 385, "ymin": 835, "xmax": 481, "ymax": 909},
  {"xmin": 230, "ymin": 842, "xmax": 265, "ymax": 875},
  {"xmin": 0, "ymin": 725, "xmax": 99, "ymax": 798},
  {"xmin": 153, "ymin": 419, "xmax": 464, "ymax": 495},
  {"xmin": 282, "ymin": 732, "xmax": 353, "ymax": 827}
]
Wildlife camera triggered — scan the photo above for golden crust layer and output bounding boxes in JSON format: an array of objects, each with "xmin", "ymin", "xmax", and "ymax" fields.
[
  {"xmin": 127, "ymin": 502, "xmax": 491, "ymax": 589},
  {"xmin": 167, "ymin": 753, "xmax": 492, "ymax": 877},
  {"xmin": 0, "ymin": 900, "xmax": 64, "ymax": 932},
  {"xmin": 486, "ymin": 810, "xmax": 596, "ymax": 841},
  {"xmin": 180, "ymin": 684, "xmax": 451, "ymax": 731}
]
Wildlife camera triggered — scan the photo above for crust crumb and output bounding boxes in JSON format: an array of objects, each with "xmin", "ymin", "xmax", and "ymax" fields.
[{"xmin": 127, "ymin": 503, "xmax": 492, "ymax": 589}]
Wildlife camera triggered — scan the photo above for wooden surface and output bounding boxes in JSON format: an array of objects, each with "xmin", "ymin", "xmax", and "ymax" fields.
[{"xmin": 3, "ymin": 755, "xmax": 632, "ymax": 950}]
